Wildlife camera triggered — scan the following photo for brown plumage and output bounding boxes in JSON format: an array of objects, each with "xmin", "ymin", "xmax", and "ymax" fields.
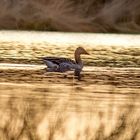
[{"xmin": 43, "ymin": 47, "xmax": 89, "ymax": 79}]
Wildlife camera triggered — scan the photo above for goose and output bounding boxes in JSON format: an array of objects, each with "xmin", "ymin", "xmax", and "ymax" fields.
[{"xmin": 43, "ymin": 47, "xmax": 89, "ymax": 79}]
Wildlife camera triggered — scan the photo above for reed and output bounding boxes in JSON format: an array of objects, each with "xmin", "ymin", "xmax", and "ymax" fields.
[{"xmin": 0, "ymin": 0, "xmax": 140, "ymax": 33}]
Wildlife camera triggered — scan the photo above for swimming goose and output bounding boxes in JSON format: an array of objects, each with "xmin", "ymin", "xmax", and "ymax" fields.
[{"xmin": 43, "ymin": 47, "xmax": 89, "ymax": 79}]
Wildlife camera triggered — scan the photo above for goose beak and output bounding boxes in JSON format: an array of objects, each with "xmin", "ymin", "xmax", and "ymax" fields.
[{"xmin": 85, "ymin": 51, "xmax": 89, "ymax": 55}]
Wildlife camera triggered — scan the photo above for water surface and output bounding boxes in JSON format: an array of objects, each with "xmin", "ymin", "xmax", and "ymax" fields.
[{"xmin": 0, "ymin": 31, "xmax": 140, "ymax": 140}]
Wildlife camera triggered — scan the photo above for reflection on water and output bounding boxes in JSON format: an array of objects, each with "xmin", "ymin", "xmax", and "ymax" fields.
[
  {"xmin": 0, "ymin": 65, "xmax": 140, "ymax": 140},
  {"xmin": 0, "ymin": 31, "xmax": 140, "ymax": 140}
]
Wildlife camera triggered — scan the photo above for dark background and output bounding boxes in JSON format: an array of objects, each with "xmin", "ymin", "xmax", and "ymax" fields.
[{"xmin": 0, "ymin": 0, "xmax": 140, "ymax": 33}]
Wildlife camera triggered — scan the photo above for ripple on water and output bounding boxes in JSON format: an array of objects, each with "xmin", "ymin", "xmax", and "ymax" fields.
[{"xmin": 0, "ymin": 32, "xmax": 140, "ymax": 139}]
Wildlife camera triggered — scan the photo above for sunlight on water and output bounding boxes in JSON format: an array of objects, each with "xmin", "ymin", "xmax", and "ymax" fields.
[
  {"xmin": 0, "ymin": 31, "xmax": 140, "ymax": 47},
  {"xmin": 0, "ymin": 31, "xmax": 140, "ymax": 140},
  {"xmin": 0, "ymin": 63, "xmax": 45, "ymax": 70}
]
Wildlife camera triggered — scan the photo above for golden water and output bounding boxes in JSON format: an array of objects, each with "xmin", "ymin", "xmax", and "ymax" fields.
[{"xmin": 0, "ymin": 31, "xmax": 140, "ymax": 140}]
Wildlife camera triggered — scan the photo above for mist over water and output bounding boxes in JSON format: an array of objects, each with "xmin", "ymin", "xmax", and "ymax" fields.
[
  {"xmin": 0, "ymin": 0, "xmax": 140, "ymax": 33},
  {"xmin": 0, "ymin": 31, "xmax": 140, "ymax": 139}
]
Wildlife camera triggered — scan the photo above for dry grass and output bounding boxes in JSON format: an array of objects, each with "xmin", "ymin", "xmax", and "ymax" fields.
[{"xmin": 0, "ymin": 0, "xmax": 140, "ymax": 33}]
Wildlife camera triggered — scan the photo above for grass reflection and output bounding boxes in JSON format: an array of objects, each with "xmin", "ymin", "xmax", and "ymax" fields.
[
  {"xmin": 0, "ymin": 97, "xmax": 139, "ymax": 140},
  {"xmin": 0, "ymin": 78, "xmax": 139, "ymax": 140}
]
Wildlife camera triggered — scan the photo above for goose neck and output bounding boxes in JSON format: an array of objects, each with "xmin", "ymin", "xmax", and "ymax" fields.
[{"xmin": 75, "ymin": 53, "xmax": 82, "ymax": 64}]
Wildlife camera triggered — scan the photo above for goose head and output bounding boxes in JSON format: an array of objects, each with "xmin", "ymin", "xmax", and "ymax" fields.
[
  {"xmin": 75, "ymin": 47, "xmax": 89, "ymax": 55},
  {"xmin": 74, "ymin": 47, "xmax": 89, "ymax": 65}
]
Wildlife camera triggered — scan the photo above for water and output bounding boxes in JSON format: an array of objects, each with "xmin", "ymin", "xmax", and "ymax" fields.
[{"xmin": 0, "ymin": 31, "xmax": 140, "ymax": 140}]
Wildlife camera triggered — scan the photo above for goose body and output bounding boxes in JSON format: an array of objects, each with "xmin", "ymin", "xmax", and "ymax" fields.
[
  {"xmin": 43, "ymin": 47, "xmax": 89, "ymax": 78},
  {"xmin": 43, "ymin": 57, "xmax": 82, "ymax": 72}
]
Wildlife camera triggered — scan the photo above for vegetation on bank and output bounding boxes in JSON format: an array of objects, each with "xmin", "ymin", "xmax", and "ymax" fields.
[{"xmin": 0, "ymin": 0, "xmax": 140, "ymax": 33}]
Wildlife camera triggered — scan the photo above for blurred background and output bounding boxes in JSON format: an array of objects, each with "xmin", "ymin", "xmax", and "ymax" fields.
[{"xmin": 0, "ymin": 0, "xmax": 140, "ymax": 33}]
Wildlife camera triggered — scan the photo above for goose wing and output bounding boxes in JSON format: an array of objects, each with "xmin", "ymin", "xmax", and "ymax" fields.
[{"xmin": 43, "ymin": 57, "xmax": 76, "ymax": 65}]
